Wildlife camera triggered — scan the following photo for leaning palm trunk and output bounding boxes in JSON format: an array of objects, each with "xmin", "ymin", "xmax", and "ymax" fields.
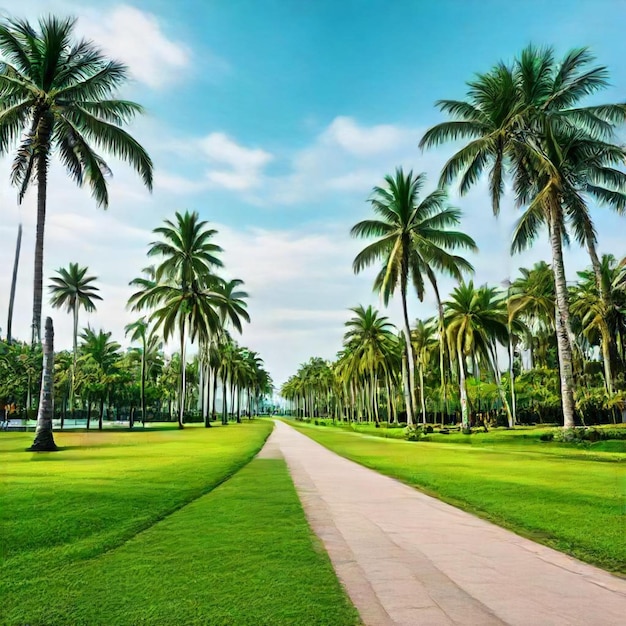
[
  {"xmin": 548, "ymin": 208, "xmax": 576, "ymax": 429},
  {"xmin": 7, "ymin": 223, "xmax": 22, "ymax": 345},
  {"xmin": 28, "ymin": 317, "xmax": 58, "ymax": 451}
]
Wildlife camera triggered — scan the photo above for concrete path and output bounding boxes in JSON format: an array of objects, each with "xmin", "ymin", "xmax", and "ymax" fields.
[{"xmin": 265, "ymin": 420, "xmax": 626, "ymax": 626}]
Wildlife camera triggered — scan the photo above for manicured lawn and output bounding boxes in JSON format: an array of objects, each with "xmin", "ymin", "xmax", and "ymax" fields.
[
  {"xmin": 287, "ymin": 420, "xmax": 626, "ymax": 574},
  {"xmin": 1, "ymin": 423, "xmax": 359, "ymax": 625}
]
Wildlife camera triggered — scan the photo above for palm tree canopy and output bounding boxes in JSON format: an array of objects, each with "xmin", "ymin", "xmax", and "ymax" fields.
[
  {"xmin": 352, "ymin": 168, "xmax": 477, "ymax": 304},
  {"xmin": 444, "ymin": 281, "xmax": 509, "ymax": 363},
  {"xmin": 420, "ymin": 45, "xmax": 626, "ymax": 240},
  {"xmin": 148, "ymin": 211, "xmax": 223, "ymax": 287},
  {"xmin": 0, "ymin": 15, "xmax": 153, "ymax": 204},
  {"xmin": 49, "ymin": 262, "xmax": 102, "ymax": 313},
  {"xmin": 217, "ymin": 278, "xmax": 250, "ymax": 333}
]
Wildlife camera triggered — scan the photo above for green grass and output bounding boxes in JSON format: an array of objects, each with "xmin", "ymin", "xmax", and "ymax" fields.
[
  {"xmin": 308, "ymin": 420, "xmax": 626, "ymax": 457},
  {"xmin": 287, "ymin": 420, "xmax": 626, "ymax": 574},
  {"xmin": 1, "ymin": 424, "xmax": 360, "ymax": 625}
]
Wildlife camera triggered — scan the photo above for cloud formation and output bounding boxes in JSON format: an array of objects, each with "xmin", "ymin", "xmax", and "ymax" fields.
[{"xmin": 79, "ymin": 5, "xmax": 192, "ymax": 89}]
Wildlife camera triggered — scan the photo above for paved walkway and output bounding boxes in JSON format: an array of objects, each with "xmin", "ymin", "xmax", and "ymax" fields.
[{"xmin": 265, "ymin": 420, "xmax": 626, "ymax": 626}]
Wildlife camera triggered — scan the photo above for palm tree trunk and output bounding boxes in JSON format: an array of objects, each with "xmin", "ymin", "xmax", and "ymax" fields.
[
  {"xmin": 489, "ymin": 343, "xmax": 513, "ymax": 428},
  {"xmin": 212, "ymin": 370, "xmax": 218, "ymax": 420},
  {"xmin": 401, "ymin": 349, "xmax": 410, "ymax": 425},
  {"xmin": 32, "ymin": 148, "xmax": 50, "ymax": 346},
  {"xmin": 548, "ymin": 208, "xmax": 576, "ymax": 429},
  {"xmin": 7, "ymin": 223, "xmax": 22, "ymax": 345},
  {"xmin": 178, "ymin": 321, "xmax": 186, "ymax": 429},
  {"xmin": 457, "ymin": 341, "xmax": 470, "ymax": 431},
  {"xmin": 419, "ymin": 362, "xmax": 427, "ymax": 424},
  {"xmin": 372, "ymin": 371, "xmax": 380, "ymax": 425},
  {"xmin": 98, "ymin": 397, "xmax": 104, "ymax": 430},
  {"xmin": 221, "ymin": 376, "xmax": 228, "ymax": 425},
  {"xmin": 585, "ymin": 240, "xmax": 614, "ymax": 394},
  {"xmin": 140, "ymin": 344, "xmax": 146, "ymax": 426},
  {"xmin": 400, "ymin": 286, "xmax": 416, "ymax": 426},
  {"xmin": 507, "ymin": 319, "xmax": 517, "ymax": 425},
  {"xmin": 28, "ymin": 317, "xmax": 58, "ymax": 451},
  {"xmin": 68, "ymin": 302, "xmax": 79, "ymax": 430}
]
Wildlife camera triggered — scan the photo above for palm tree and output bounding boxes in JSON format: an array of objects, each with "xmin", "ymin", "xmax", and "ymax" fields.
[
  {"xmin": 344, "ymin": 305, "xmax": 397, "ymax": 425},
  {"xmin": 351, "ymin": 168, "xmax": 476, "ymax": 426},
  {"xmin": 49, "ymin": 262, "xmax": 101, "ymax": 426},
  {"xmin": 125, "ymin": 317, "xmax": 158, "ymax": 426},
  {"xmin": 421, "ymin": 46, "xmax": 626, "ymax": 428},
  {"xmin": 509, "ymin": 262, "xmax": 556, "ymax": 363},
  {"xmin": 411, "ymin": 318, "xmax": 438, "ymax": 424},
  {"xmin": 0, "ymin": 16, "xmax": 153, "ymax": 345},
  {"xmin": 28, "ymin": 317, "xmax": 57, "ymax": 451},
  {"xmin": 444, "ymin": 282, "xmax": 512, "ymax": 430},
  {"xmin": 78, "ymin": 327, "xmax": 121, "ymax": 429},
  {"xmin": 571, "ymin": 254, "xmax": 626, "ymax": 393},
  {"xmin": 133, "ymin": 212, "xmax": 225, "ymax": 428}
]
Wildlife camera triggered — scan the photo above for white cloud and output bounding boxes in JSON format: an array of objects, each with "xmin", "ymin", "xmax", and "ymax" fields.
[
  {"xmin": 79, "ymin": 5, "xmax": 191, "ymax": 89},
  {"xmin": 322, "ymin": 116, "xmax": 407, "ymax": 156},
  {"xmin": 200, "ymin": 133, "xmax": 273, "ymax": 191}
]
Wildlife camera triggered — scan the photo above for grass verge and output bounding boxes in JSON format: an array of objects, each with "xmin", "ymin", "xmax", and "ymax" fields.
[
  {"xmin": 287, "ymin": 420, "xmax": 626, "ymax": 574},
  {"xmin": 2, "ymin": 453, "xmax": 360, "ymax": 625}
]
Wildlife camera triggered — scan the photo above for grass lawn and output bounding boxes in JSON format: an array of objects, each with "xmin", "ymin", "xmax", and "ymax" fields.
[
  {"xmin": 287, "ymin": 420, "xmax": 626, "ymax": 574},
  {"xmin": 1, "ymin": 423, "xmax": 360, "ymax": 625}
]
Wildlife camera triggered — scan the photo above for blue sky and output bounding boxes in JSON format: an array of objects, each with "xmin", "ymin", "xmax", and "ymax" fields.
[{"xmin": 1, "ymin": 0, "xmax": 625, "ymax": 385}]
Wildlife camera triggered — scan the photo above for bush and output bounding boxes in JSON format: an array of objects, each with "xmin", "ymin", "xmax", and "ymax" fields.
[
  {"xmin": 405, "ymin": 426, "xmax": 424, "ymax": 441},
  {"xmin": 554, "ymin": 426, "xmax": 626, "ymax": 443},
  {"xmin": 539, "ymin": 432, "xmax": 555, "ymax": 442}
]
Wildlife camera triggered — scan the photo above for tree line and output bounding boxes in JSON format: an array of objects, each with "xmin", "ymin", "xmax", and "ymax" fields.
[{"xmin": 282, "ymin": 46, "xmax": 626, "ymax": 430}]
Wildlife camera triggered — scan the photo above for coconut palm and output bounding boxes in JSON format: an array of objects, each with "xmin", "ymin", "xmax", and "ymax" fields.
[
  {"xmin": 571, "ymin": 254, "xmax": 626, "ymax": 393},
  {"xmin": 344, "ymin": 305, "xmax": 397, "ymax": 425},
  {"xmin": 444, "ymin": 282, "xmax": 511, "ymax": 430},
  {"xmin": 78, "ymin": 326, "xmax": 121, "ymax": 429},
  {"xmin": 132, "ymin": 212, "xmax": 225, "ymax": 429},
  {"xmin": 0, "ymin": 16, "xmax": 153, "ymax": 344},
  {"xmin": 351, "ymin": 168, "xmax": 476, "ymax": 426},
  {"xmin": 125, "ymin": 317, "xmax": 159, "ymax": 426},
  {"xmin": 421, "ymin": 46, "xmax": 626, "ymax": 428},
  {"xmin": 49, "ymin": 262, "xmax": 101, "ymax": 426},
  {"xmin": 411, "ymin": 318, "xmax": 438, "ymax": 424}
]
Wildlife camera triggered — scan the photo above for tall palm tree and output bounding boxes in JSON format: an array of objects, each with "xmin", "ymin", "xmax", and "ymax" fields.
[
  {"xmin": 344, "ymin": 305, "xmax": 397, "ymax": 425},
  {"xmin": 421, "ymin": 46, "xmax": 626, "ymax": 428},
  {"xmin": 132, "ymin": 212, "xmax": 225, "ymax": 428},
  {"xmin": 0, "ymin": 16, "xmax": 153, "ymax": 345},
  {"xmin": 125, "ymin": 317, "xmax": 159, "ymax": 426},
  {"xmin": 351, "ymin": 168, "xmax": 476, "ymax": 426},
  {"xmin": 571, "ymin": 254, "xmax": 626, "ymax": 393},
  {"xmin": 411, "ymin": 318, "xmax": 438, "ymax": 424},
  {"xmin": 49, "ymin": 262, "xmax": 101, "ymax": 426}
]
